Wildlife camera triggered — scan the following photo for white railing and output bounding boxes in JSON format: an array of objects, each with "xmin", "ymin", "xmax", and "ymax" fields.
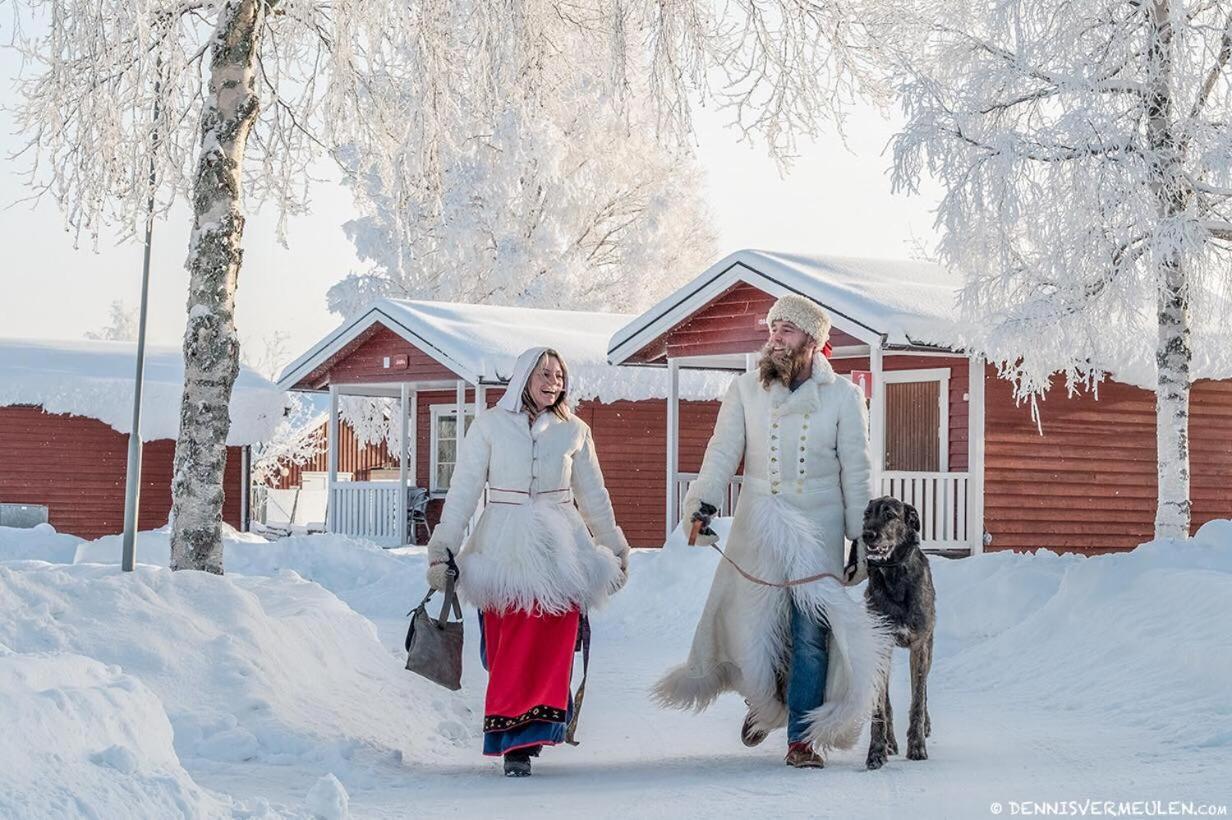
[
  {"xmin": 881, "ymin": 471, "xmax": 970, "ymax": 549},
  {"xmin": 674, "ymin": 473, "xmax": 743, "ymax": 519},
  {"xmin": 329, "ymin": 481, "xmax": 402, "ymax": 547}
]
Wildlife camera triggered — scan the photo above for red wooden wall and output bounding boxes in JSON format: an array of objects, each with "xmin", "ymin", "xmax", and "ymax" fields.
[
  {"xmin": 0, "ymin": 405, "xmax": 243, "ymax": 541},
  {"xmin": 982, "ymin": 370, "xmax": 1232, "ymax": 553},
  {"xmin": 275, "ymin": 420, "xmax": 393, "ymax": 488}
]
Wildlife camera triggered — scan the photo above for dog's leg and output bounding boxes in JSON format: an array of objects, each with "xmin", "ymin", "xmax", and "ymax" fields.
[
  {"xmin": 923, "ymin": 632, "xmax": 933, "ymax": 738},
  {"xmin": 884, "ymin": 683, "xmax": 898, "ymax": 756},
  {"xmin": 907, "ymin": 638, "xmax": 932, "ymax": 761},
  {"xmin": 866, "ymin": 670, "xmax": 890, "ymax": 770}
]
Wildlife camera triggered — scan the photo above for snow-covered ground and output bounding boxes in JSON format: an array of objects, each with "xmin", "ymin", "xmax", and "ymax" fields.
[{"xmin": 2, "ymin": 521, "xmax": 1231, "ymax": 819}]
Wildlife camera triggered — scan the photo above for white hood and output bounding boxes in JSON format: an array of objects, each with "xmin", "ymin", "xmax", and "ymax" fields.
[{"xmin": 495, "ymin": 346, "xmax": 569, "ymax": 413}]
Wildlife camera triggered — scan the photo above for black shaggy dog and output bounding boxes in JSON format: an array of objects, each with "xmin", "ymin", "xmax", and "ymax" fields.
[{"xmin": 860, "ymin": 496, "xmax": 936, "ymax": 770}]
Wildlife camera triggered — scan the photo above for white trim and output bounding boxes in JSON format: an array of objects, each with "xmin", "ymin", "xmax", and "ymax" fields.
[
  {"xmin": 881, "ymin": 367, "xmax": 950, "ymax": 472},
  {"xmin": 429, "ymin": 399, "xmax": 477, "ymax": 496},
  {"xmin": 409, "ymin": 390, "xmax": 418, "ymax": 489},
  {"xmin": 398, "ymin": 382, "xmax": 410, "ymax": 547},
  {"xmin": 869, "ymin": 348, "xmax": 885, "ymax": 494},
  {"xmin": 326, "ymin": 384, "xmax": 340, "ymax": 531},
  {"xmin": 967, "ymin": 356, "xmax": 987, "ymax": 554},
  {"xmin": 666, "ymin": 357, "xmax": 681, "ymax": 539},
  {"xmin": 607, "ymin": 258, "xmax": 886, "ymax": 365}
]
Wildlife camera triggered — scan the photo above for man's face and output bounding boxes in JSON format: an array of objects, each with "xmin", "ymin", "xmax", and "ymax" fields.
[
  {"xmin": 768, "ymin": 320, "xmax": 811, "ymax": 354},
  {"xmin": 758, "ymin": 320, "xmax": 816, "ymax": 386}
]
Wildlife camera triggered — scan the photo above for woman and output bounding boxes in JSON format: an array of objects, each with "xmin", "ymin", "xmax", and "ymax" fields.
[{"xmin": 425, "ymin": 346, "xmax": 630, "ymax": 777}]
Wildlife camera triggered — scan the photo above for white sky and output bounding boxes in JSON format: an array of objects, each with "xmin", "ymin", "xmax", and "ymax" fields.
[{"xmin": 0, "ymin": 46, "xmax": 941, "ymax": 363}]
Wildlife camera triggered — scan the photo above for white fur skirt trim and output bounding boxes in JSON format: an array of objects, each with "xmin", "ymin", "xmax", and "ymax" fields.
[{"xmin": 456, "ymin": 499, "xmax": 623, "ymax": 615}]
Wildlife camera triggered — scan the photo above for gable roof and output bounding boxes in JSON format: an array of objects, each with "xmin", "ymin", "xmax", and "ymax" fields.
[
  {"xmin": 0, "ymin": 338, "xmax": 286, "ymax": 444},
  {"xmin": 277, "ymin": 299, "xmax": 732, "ymax": 403},
  {"xmin": 607, "ymin": 249, "xmax": 965, "ymax": 364}
]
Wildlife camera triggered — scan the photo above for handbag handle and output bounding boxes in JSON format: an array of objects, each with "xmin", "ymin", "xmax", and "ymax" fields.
[{"xmin": 418, "ymin": 548, "xmax": 462, "ymax": 628}]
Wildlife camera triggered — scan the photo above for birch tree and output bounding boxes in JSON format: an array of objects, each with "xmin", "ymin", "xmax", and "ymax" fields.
[{"xmin": 890, "ymin": 0, "xmax": 1232, "ymax": 540}]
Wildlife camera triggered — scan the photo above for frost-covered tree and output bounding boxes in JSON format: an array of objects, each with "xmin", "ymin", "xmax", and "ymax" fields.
[
  {"xmin": 8, "ymin": 0, "xmax": 434, "ymax": 572},
  {"xmin": 249, "ymin": 393, "xmax": 325, "ymax": 487},
  {"xmin": 330, "ymin": 96, "xmax": 716, "ymax": 315},
  {"xmin": 10, "ymin": 0, "xmax": 894, "ymax": 569},
  {"xmin": 84, "ymin": 300, "xmax": 139, "ymax": 342},
  {"xmin": 890, "ymin": 0, "xmax": 1232, "ymax": 540}
]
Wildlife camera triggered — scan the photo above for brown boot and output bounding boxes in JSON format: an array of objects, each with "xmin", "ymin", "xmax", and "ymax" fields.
[
  {"xmin": 785, "ymin": 741, "xmax": 825, "ymax": 769},
  {"xmin": 741, "ymin": 708, "xmax": 767, "ymax": 748}
]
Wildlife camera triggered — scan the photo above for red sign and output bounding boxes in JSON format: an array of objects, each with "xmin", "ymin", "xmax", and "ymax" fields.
[
  {"xmin": 850, "ymin": 370, "xmax": 873, "ymax": 399},
  {"xmin": 390, "ymin": 354, "xmax": 409, "ymax": 370}
]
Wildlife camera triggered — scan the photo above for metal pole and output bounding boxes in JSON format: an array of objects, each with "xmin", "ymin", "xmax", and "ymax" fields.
[{"xmin": 121, "ymin": 62, "xmax": 164, "ymax": 572}]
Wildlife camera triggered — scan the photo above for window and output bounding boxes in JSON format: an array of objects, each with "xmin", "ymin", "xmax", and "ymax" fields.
[{"xmin": 430, "ymin": 404, "xmax": 476, "ymax": 494}]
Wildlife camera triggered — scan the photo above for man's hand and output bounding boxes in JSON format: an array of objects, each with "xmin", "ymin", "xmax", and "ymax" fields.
[{"xmin": 689, "ymin": 501, "xmax": 720, "ymax": 547}]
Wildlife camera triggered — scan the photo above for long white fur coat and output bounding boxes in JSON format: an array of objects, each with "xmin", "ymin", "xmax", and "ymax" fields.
[
  {"xmin": 654, "ymin": 354, "xmax": 892, "ymax": 753},
  {"xmin": 426, "ymin": 407, "xmax": 628, "ymax": 614}
]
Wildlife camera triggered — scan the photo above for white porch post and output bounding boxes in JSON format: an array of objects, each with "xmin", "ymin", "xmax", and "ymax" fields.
[
  {"xmin": 409, "ymin": 390, "xmax": 418, "ymax": 487},
  {"xmin": 327, "ymin": 384, "xmax": 340, "ymax": 532},
  {"xmin": 398, "ymin": 382, "xmax": 410, "ymax": 547},
  {"xmin": 475, "ymin": 384, "xmax": 487, "ymax": 410},
  {"xmin": 869, "ymin": 347, "xmax": 886, "ymax": 497},
  {"xmin": 967, "ymin": 355, "xmax": 987, "ymax": 554},
  {"xmin": 666, "ymin": 357, "xmax": 680, "ymax": 539}
]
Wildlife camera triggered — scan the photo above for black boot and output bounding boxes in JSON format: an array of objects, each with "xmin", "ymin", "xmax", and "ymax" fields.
[{"xmin": 503, "ymin": 747, "xmax": 539, "ymax": 777}]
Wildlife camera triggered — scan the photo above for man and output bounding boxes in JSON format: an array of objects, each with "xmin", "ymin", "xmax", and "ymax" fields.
[{"xmin": 653, "ymin": 294, "xmax": 890, "ymax": 768}]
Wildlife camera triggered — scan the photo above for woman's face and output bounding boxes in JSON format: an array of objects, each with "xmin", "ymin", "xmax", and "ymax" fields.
[{"xmin": 528, "ymin": 355, "xmax": 565, "ymax": 409}]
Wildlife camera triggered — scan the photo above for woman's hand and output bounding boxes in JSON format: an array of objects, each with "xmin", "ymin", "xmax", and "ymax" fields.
[{"xmin": 426, "ymin": 548, "xmax": 459, "ymax": 591}]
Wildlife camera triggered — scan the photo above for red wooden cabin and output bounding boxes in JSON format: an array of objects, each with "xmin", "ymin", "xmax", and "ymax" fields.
[
  {"xmin": 607, "ymin": 250, "xmax": 1232, "ymax": 554},
  {"xmin": 277, "ymin": 300, "xmax": 730, "ymax": 548},
  {"xmin": 0, "ymin": 338, "xmax": 284, "ymax": 540}
]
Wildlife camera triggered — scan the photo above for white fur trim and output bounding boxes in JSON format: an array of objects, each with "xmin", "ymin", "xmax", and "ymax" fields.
[
  {"xmin": 750, "ymin": 495, "xmax": 892, "ymax": 752},
  {"xmin": 456, "ymin": 499, "xmax": 622, "ymax": 614}
]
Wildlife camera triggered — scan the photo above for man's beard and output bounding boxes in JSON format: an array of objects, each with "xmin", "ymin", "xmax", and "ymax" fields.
[{"xmin": 757, "ymin": 341, "xmax": 813, "ymax": 388}]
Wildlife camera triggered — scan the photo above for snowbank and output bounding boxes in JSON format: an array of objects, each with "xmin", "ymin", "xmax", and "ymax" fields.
[
  {"xmin": 0, "ymin": 337, "xmax": 286, "ymax": 444},
  {"xmin": 0, "ymin": 522, "xmax": 82, "ymax": 563},
  {"xmin": 0, "ymin": 560, "xmax": 469, "ymax": 774},
  {"xmin": 0, "ymin": 645, "xmax": 232, "ymax": 819}
]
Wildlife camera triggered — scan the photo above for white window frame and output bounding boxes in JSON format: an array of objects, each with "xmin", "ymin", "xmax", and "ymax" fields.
[
  {"xmin": 429, "ymin": 403, "xmax": 476, "ymax": 496},
  {"xmin": 881, "ymin": 368, "xmax": 950, "ymax": 472}
]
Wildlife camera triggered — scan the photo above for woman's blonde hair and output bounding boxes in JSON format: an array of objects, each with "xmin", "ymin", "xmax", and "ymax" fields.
[{"xmin": 521, "ymin": 349, "xmax": 570, "ymax": 421}]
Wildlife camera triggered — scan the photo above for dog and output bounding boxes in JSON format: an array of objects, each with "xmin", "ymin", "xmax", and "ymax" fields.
[{"xmin": 860, "ymin": 496, "xmax": 936, "ymax": 770}]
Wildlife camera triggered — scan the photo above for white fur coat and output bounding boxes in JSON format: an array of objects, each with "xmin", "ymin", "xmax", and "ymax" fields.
[
  {"xmin": 426, "ymin": 406, "xmax": 628, "ymax": 614},
  {"xmin": 654, "ymin": 354, "xmax": 892, "ymax": 753}
]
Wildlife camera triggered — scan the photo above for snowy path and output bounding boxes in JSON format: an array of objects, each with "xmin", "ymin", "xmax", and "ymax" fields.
[{"xmin": 201, "ymin": 595, "xmax": 1232, "ymax": 820}]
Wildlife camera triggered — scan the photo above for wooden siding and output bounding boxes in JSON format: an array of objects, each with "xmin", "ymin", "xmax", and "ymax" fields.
[
  {"xmin": 628, "ymin": 282, "xmax": 864, "ymax": 364},
  {"xmin": 0, "ymin": 405, "xmax": 243, "ymax": 541},
  {"xmin": 293, "ymin": 325, "xmax": 459, "ymax": 390},
  {"xmin": 982, "ymin": 368, "xmax": 1232, "ymax": 553},
  {"xmin": 275, "ymin": 420, "xmax": 393, "ymax": 488}
]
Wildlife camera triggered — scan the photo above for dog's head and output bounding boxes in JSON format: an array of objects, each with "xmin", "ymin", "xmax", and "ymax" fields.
[{"xmin": 861, "ymin": 496, "xmax": 921, "ymax": 563}]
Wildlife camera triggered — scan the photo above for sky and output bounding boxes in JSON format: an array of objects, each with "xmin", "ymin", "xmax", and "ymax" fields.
[{"xmin": 0, "ymin": 46, "xmax": 942, "ymax": 370}]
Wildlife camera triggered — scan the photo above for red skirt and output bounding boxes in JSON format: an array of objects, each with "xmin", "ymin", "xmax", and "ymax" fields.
[{"xmin": 480, "ymin": 607, "xmax": 579, "ymax": 756}]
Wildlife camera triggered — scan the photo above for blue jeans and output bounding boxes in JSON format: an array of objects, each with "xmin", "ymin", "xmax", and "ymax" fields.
[{"xmin": 787, "ymin": 601, "xmax": 830, "ymax": 743}]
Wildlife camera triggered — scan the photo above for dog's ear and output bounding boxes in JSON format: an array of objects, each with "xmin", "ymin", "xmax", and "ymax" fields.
[{"xmin": 904, "ymin": 503, "xmax": 921, "ymax": 533}]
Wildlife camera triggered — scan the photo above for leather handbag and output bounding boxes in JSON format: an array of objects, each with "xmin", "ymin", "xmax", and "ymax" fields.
[{"xmin": 404, "ymin": 555, "xmax": 464, "ymax": 691}]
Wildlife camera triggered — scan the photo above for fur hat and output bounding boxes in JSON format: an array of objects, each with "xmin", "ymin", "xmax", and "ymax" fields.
[{"xmin": 767, "ymin": 294, "xmax": 832, "ymax": 344}]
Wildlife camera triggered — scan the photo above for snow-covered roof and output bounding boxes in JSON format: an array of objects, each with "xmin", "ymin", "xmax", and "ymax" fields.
[
  {"xmin": 608, "ymin": 249, "xmax": 966, "ymax": 364},
  {"xmin": 277, "ymin": 299, "xmax": 733, "ymax": 403},
  {"xmin": 0, "ymin": 338, "xmax": 286, "ymax": 445}
]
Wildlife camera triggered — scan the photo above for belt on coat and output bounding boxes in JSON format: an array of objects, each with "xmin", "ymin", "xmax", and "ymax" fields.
[
  {"xmin": 741, "ymin": 476, "xmax": 843, "ymax": 495},
  {"xmin": 487, "ymin": 487, "xmax": 574, "ymax": 506}
]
